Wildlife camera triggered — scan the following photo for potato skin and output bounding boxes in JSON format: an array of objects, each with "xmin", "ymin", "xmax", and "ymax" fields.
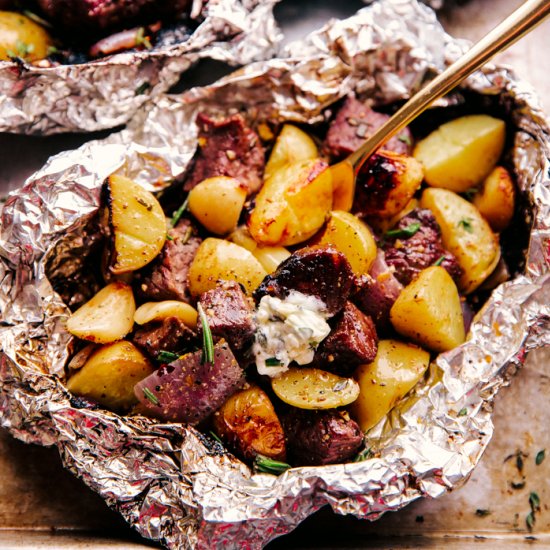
[
  {"xmin": 0, "ymin": 11, "xmax": 53, "ymax": 61},
  {"xmin": 472, "ymin": 166, "xmax": 515, "ymax": 232},
  {"xmin": 213, "ymin": 385, "xmax": 286, "ymax": 461},
  {"xmin": 350, "ymin": 339, "xmax": 430, "ymax": 432}
]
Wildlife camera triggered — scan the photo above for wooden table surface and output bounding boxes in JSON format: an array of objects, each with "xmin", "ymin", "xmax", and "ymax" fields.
[{"xmin": 0, "ymin": 0, "xmax": 549, "ymax": 548}]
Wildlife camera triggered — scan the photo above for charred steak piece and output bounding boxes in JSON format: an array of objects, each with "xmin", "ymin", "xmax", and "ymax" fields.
[
  {"xmin": 282, "ymin": 408, "xmax": 363, "ymax": 466},
  {"xmin": 135, "ymin": 340, "xmax": 245, "ymax": 424},
  {"xmin": 353, "ymin": 250, "xmax": 403, "ymax": 331},
  {"xmin": 133, "ymin": 316, "xmax": 196, "ymax": 360},
  {"xmin": 254, "ymin": 247, "xmax": 355, "ymax": 316},
  {"xmin": 198, "ymin": 281, "xmax": 256, "ymax": 351},
  {"xmin": 383, "ymin": 208, "xmax": 462, "ymax": 285},
  {"xmin": 184, "ymin": 113, "xmax": 265, "ymax": 196},
  {"xmin": 324, "ymin": 96, "xmax": 413, "ymax": 159},
  {"xmin": 134, "ymin": 218, "xmax": 201, "ymax": 303},
  {"xmin": 314, "ymin": 302, "xmax": 378, "ymax": 376}
]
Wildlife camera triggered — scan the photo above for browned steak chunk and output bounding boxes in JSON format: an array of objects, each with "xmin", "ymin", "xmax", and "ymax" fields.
[
  {"xmin": 184, "ymin": 113, "xmax": 265, "ymax": 196},
  {"xmin": 134, "ymin": 218, "xmax": 201, "ymax": 303},
  {"xmin": 314, "ymin": 302, "xmax": 378, "ymax": 376},
  {"xmin": 133, "ymin": 316, "xmax": 196, "ymax": 360},
  {"xmin": 383, "ymin": 208, "xmax": 462, "ymax": 285},
  {"xmin": 324, "ymin": 96, "xmax": 413, "ymax": 159},
  {"xmin": 353, "ymin": 250, "xmax": 403, "ymax": 331},
  {"xmin": 134, "ymin": 340, "xmax": 245, "ymax": 424},
  {"xmin": 282, "ymin": 408, "xmax": 363, "ymax": 466},
  {"xmin": 198, "ymin": 281, "xmax": 256, "ymax": 351},
  {"xmin": 254, "ymin": 246, "xmax": 355, "ymax": 316}
]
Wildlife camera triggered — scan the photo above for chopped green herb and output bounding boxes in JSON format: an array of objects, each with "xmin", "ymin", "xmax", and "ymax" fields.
[
  {"xmin": 46, "ymin": 45, "xmax": 58, "ymax": 56},
  {"xmin": 333, "ymin": 380, "xmax": 348, "ymax": 392},
  {"xmin": 254, "ymin": 454, "xmax": 291, "ymax": 475},
  {"xmin": 385, "ymin": 221, "xmax": 421, "ymax": 239},
  {"xmin": 475, "ymin": 509, "xmax": 491, "ymax": 517},
  {"xmin": 23, "ymin": 9, "xmax": 53, "ymax": 28},
  {"xmin": 157, "ymin": 351, "xmax": 180, "ymax": 363},
  {"xmin": 198, "ymin": 303, "xmax": 214, "ymax": 364},
  {"xmin": 265, "ymin": 357, "xmax": 283, "ymax": 367},
  {"xmin": 171, "ymin": 196, "xmax": 189, "ymax": 227},
  {"xmin": 353, "ymin": 447, "xmax": 372, "ymax": 462},
  {"xmin": 142, "ymin": 387, "xmax": 159, "ymax": 406},
  {"xmin": 463, "ymin": 187, "xmax": 479, "ymax": 200},
  {"xmin": 535, "ymin": 449, "xmax": 545, "ymax": 465},
  {"xmin": 209, "ymin": 431, "xmax": 223, "ymax": 445},
  {"xmin": 434, "ymin": 255, "xmax": 446, "ymax": 266},
  {"xmin": 526, "ymin": 511, "xmax": 535, "ymax": 531},
  {"xmin": 8, "ymin": 39, "xmax": 35, "ymax": 59},
  {"xmin": 458, "ymin": 217, "xmax": 474, "ymax": 233},
  {"xmin": 135, "ymin": 81, "xmax": 151, "ymax": 95},
  {"xmin": 458, "ymin": 407, "xmax": 468, "ymax": 417},
  {"xmin": 529, "ymin": 492, "xmax": 541, "ymax": 512},
  {"xmin": 135, "ymin": 27, "xmax": 153, "ymax": 49},
  {"xmin": 166, "ymin": 234, "xmax": 174, "ymax": 241},
  {"xmin": 398, "ymin": 134, "xmax": 412, "ymax": 146}
]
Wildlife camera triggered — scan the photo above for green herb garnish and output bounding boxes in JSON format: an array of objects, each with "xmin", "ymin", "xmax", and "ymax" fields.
[
  {"xmin": 135, "ymin": 27, "xmax": 153, "ymax": 49},
  {"xmin": 171, "ymin": 196, "xmax": 189, "ymax": 227},
  {"xmin": 458, "ymin": 407, "xmax": 468, "ymax": 417},
  {"xmin": 209, "ymin": 430, "xmax": 223, "ymax": 444},
  {"xmin": 254, "ymin": 454, "xmax": 291, "ymax": 475},
  {"xmin": 475, "ymin": 509, "xmax": 491, "ymax": 517},
  {"xmin": 23, "ymin": 9, "xmax": 53, "ymax": 28},
  {"xmin": 536, "ymin": 449, "xmax": 546, "ymax": 465},
  {"xmin": 434, "ymin": 255, "xmax": 445, "ymax": 266},
  {"xmin": 157, "ymin": 350, "xmax": 180, "ymax": 363},
  {"xmin": 458, "ymin": 218, "xmax": 474, "ymax": 233},
  {"xmin": 135, "ymin": 81, "xmax": 151, "ymax": 95},
  {"xmin": 529, "ymin": 492, "xmax": 541, "ymax": 512},
  {"xmin": 265, "ymin": 357, "xmax": 282, "ymax": 367},
  {"xmin": 198, "ymin": 303, "xmax": 214, "ymax": 364},
  {"xmin": 385, "ymin": 221, "xmax": 421, "ymax": 239},
  {"xmin": 526, "ymin": 511, "xmax": 535, "ymax": 531},
  {"xmin": 143, "ymin": 387, "xmax": 159, "ymax": 406},
  {"xmin": 46, "ymin": 45, "xmax": 58, "ymax": 56},
  {"xmin": 398, "ymin": 134, "xmax": 412, "ymax": 146},
  {"xmin": 166, "ymin": 234, "xmax": 174, "ymax": 241},
  {"xmin": 8, "ymin": 39, "xmax": 35, "ymax": 60},
  {"xmin": 353, "ymin": 448, "xmax": 372, "ymax": 462}
]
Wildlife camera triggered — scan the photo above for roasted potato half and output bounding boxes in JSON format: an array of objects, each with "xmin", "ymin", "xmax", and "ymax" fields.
[
  {"xmin": 390, "ymin": 266, "xmax": 465, "ymax": 353},
  {"xmin": 103, "ymin": 174, "xmax": 167, "ymax": 275},
  {"xmin": 66, "ymin": 282, "xmax": 135, "ymax": 344},
  {"xmin": 421, "ymin": 188, "xmax": 500, "ymax": 293},
  {"xmin": 413, "ymin": 114, "xmax": 505, "ymax": 192},
  {"xmin": 188, "ymin": 238, "xmax": 267, "ymax": 296},
  {"xmin": 0, "ymin": 11, "xmax": 54, "ymax": 62},
  {"xmin": 67, "ymin": 341, "xmax": 154, "ymax": 411},
  {"xmin": 213, "ymin": 384, "xmax": 286, "ymax": 461},
  {"xmin": 134, "ymin": 300, "xmax": 198, "ymax": 328},
  {"xmin": 248, "ymin": 158, "xmax": 333, "ymax": 247},
  {"xmin": 350, "ymin": 339, "xmax": 430, "ymax": 431}
]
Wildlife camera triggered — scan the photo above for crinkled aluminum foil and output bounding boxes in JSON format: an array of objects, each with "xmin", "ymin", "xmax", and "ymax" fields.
[
  {"xmin": 0, "ymin": 0, "xmax": 281, "ymax": 135},
  {"xmin": 1, "ymin": 0, "xmax": 549, "ymax": 548}
]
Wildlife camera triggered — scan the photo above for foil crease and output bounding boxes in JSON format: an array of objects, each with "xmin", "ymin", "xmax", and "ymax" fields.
[
  {"xmin": 1, "ymin": 0, "xmax": 549, "ymax": 548},
  {"xmin": 0, "ymin": 0, "xmax": 282, "ymax": 135}
]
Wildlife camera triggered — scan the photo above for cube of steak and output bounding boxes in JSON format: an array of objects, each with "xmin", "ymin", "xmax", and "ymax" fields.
[
  {"xmin": 133, "ymin": 316, "xmax": 196, "ymax": 360},
  {"xmin": 353, "ymin": 250, "xmax": 403, "ymax": 331},
  {"xmin": 282, "ymin": 408, "xmax": 363, "ymax": 466},
  {"xmin": 324, "ymin": 96, "xmax": 413, "ymax": 159},
  {"xmin": 198, "ymin": 281, "xmax": 256, "ymax": 351},
  {"xmin": 184, "ymin": 113, "xmax": 265, "ymax": 196},
  {"xmin": 383, "ymin": 209, "xmax": 462, "ymax": 285},
  {"xmin": 134, "ymin": 218, "xmax": 201, "ymax": 303},
  {"xmin": 254, "ymin": 246, "xmax": 354, "ymax": 316},
  {"xmin": 135, "ymin": 340, "xmax": 245, "ymax": 425},
  {"xmin": 314, "ymin": 302, "xmax": 378, "ymax": 376}
]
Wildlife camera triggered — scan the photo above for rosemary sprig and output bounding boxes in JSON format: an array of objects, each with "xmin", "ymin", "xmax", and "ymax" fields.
[
  {"xmin": 143, "ymin": 387, "xmax": 159, "ymax": 406},
  {"xmin": 198, "ymin": 303, "xmax": 214, "ymax": 364},
  {"xmin": 254, "ymin": 454, "xmax": 291, "ymax": 475},
  {"xmin": 385, "ymin": 221, "xmax": 421, "ymax": 239},
  {"xmin": 170, "ymin": 196, "xmax": 189, "ymax": 227}
]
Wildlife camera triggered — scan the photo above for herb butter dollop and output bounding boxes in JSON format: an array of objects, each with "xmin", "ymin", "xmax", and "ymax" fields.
[{"xmin": 253, "ymin": 291, "xmax": 331, "ymax": 377}]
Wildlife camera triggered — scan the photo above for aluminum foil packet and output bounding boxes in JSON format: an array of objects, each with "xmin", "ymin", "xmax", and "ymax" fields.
[
  {"xmin": 1, "ymin": 0, "xmax": 549, "ymax": 548},
  {"xmin": 0, "ymin": 0, "xmax": 281, "ymax": 135}
]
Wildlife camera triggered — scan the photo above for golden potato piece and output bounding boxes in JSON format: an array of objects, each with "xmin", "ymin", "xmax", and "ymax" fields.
[
  {"xmin": 472, "ymin": 166, "xmax": 515, "ymax": 232},
  {"xmin": 103, "ymin": 174, "xmax": 167, "ymax": 274},
  {"xmin": 188, "ymin": 238, "xmax": 267, "ymax": 296},
  {"xmin": 0, "ymin": 11, "xmax": 53, "ymax": 62},
  {"xmin": 134, "ymin": 301, "xmax": 198, "ymax": 328},
  {"xmin": 264, "ymin": 124, "xmax": 318, "ymax": 181},
  {"xmin": 390, "ymin": 266, "xmax": 465, "ymax": 352},
  {"xmin": 66, "ymin": 282, "xmax": 135, "ymax": 344},
  {"xmin": 421, "ymin": 188, "xmax": 500, "ymax": 293},
  {"xmin": 313, "ymin": 210, "xmax": 377, "ymax": 276},
  {"xmin": 213, "ymin": 384, "xmax": 286, "ymax": 461},
  {"xmin": 413, "ymin": 114, "xmax": 505, "ymax": 192},
  {"xmin": 188, "ymin": 176, "xmax": 247, "ymax": 235},
  {"xmin": 330, "ymin": 160, "xmax": 355, "ymax": 212},
  {"xmin": 350, "ymin": 340, "xmax": 430, "ymax": 431},
  {"xmin": 271, "ymin": 368, "xmax": 359, "ymax": 410},
  {"xmin": 248, "ymin": 158, "xmax": 333, "ymax": 247},
  {"xmin": 67, "ymin": 341, "xmax": 154, "ymax": 411}
]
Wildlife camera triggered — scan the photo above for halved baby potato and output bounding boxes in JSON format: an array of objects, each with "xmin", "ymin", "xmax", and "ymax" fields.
[
  {"xmin": 421, "ymin": 188, "xmax": 500, "ymax": 293},
  {"xmin": 134, "ymin": 301, "xmax": 198, "ymax": 328},
  {"xmin": 413, "ymin": 114, "xmax": 505, "ymax": 192},
  {"xmin": 103, "ymin": 174, "xmax": 167, "ymax": 274},
  {"xmin": 67, "ymin": 341, "xmax": 154, "ymax": 410},
  {"xmin": 350, "ymin": 339, "xmax": 430, "ymax": 431},
  {"xmin": 0, "ymin": 11, "xmax": 54, "ymax": 62},
  {"xmin": 390, "ymin": 266, "xmax": 465, "ymax": 353},
  {"xmin": 66, "ymin": 282, "xmax": 135, "ymax": 344},
  {"xmin": 264, "ymin": 124, "xmax": 318, "ymax": 181},
  {"xmin": 248, "ymin": 158, "xmax": 333, "ymax": 247},
  {"xmin": 188, "ymin": 238, "xmax": 267, "ymax": 296},
  {"xmin": 271, "ymin": 368, "xmax": 360, "ymax": 410}
]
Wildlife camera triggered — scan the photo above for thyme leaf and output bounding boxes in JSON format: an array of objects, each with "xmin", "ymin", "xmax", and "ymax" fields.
[
  {"xmin": 529, "ymin": 492, "xmax": 541, "ymax": 512},
  {"xmin": 157, "ymin": 351, "xmax": 180, "ymax": 363},
  {"xmin": 434, "ymin": 255, "xmax": 446, "ymax": 266},
  {"xmin": 536, "ymin": 449, "xmax": 546, "ymax": 465},
  {"xmin": 385, "ymin": 221, "xmax": 421, "ymax": 239},
  {"xmin": 198, "ymin": 303, "xmax": 214, "ymax": 364},
  {"xmin": 458, "ymin": 407, "xmax": 468, "ymax": 417},
  {"xmin": 526, "ymin": 511, "xmax": 535, "ymax": 531}
]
